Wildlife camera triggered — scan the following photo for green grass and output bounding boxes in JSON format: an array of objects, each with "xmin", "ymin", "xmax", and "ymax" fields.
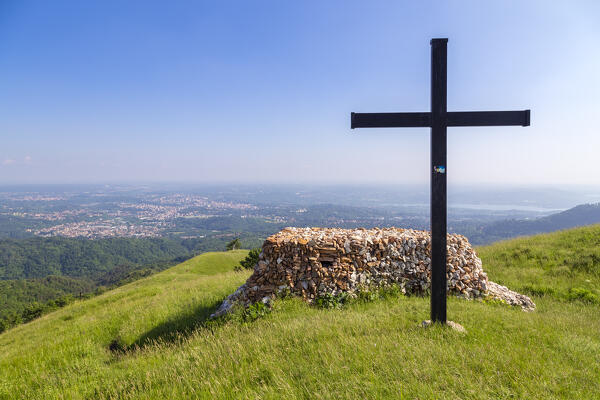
[
  {"xmin": 1, "ymin": 229, "xmax": 599, "ymax": 399},
  {"xmin": 478, "ymin": 224, "xmax": 600, "ymax": 304}
]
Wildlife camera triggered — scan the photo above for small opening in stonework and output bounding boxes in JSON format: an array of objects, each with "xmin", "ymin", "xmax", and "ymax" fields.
[{"xmin": 320, "ymin": 261, "xmax": 333, "ymax": 269}]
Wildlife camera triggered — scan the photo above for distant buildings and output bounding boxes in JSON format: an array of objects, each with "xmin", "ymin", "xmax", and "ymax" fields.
[{"xmin": 7, "ymin": 193, "xmax": 258, "ymax": 239}]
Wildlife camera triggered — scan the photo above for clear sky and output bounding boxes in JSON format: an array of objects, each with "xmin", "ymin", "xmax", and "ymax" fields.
[{"xmin": 0, "ymin": 1, "xmax": 599, "ymax": 185}]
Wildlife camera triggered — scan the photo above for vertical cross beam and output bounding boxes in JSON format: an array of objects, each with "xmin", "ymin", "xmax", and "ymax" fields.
[{"xmin": 430, "ymin": 38, "xmax": 447, "ymax": 323}]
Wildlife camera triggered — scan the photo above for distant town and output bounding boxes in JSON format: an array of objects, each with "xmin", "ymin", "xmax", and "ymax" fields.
[
  {"xmin": 1, "ymin": 184, "xmax": 598, "ymax": 245},
  {"xmin": 1, "ymin": 190, "xmax": 262, "ymax": 239}
]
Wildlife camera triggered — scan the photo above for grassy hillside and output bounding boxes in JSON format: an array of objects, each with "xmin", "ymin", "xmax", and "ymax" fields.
[
  {"xmin": 478, "ymin": 224, "xmax": 600, "ymax": 303},
  {"xmin": 1, "ymin": 229, "xmax": 599, "ymax": 399}
]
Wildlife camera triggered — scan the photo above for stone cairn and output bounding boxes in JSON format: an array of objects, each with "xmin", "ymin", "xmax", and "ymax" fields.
[{"xmin": 212, "ymin": 227, "xmax": 534, "ymax": 317}]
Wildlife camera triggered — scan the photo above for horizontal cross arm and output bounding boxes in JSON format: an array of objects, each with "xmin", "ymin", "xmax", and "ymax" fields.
[
  {"xmin": 447, "ymin": 110, "xmax": 530, "ymax": 127},
  {"xmin": 351, "ymin": 110, "xmax": 530, "ymax": 129},
  {"xmin": 351, "ymin": 112, "xmax": 431, "ymax": 129}
]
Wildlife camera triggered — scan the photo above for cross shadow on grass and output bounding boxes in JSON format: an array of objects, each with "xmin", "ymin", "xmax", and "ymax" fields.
[{"xmin": 110, "ymin": 299, "xmax": 225, "ymax": 354}]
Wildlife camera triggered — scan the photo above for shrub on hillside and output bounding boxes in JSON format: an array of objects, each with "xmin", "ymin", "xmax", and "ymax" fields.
[
  {"xmin": 566, "ymin": 287, "xmax": 600, "ymax": 304},
  {"xmin": 239, "ymin": 248, "xmax": 260, "ymax": 270}
]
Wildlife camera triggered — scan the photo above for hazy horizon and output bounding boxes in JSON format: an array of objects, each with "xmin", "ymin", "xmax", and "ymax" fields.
[
  {"xmin": 1, "ymin": 1, "xmax": 599, "ymax": 185},
  {"xmin": 2, "ymin": 181, "xmax": 600, "ymax": 210},
  {"xmin": 2, "ymin": 181, "xmax": 600, "ymax": 189}
]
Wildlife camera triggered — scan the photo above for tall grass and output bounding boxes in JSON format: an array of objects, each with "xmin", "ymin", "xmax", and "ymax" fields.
[{"xmin": 478, "ymin": 224, "xmax": 600, "ymax": 304}]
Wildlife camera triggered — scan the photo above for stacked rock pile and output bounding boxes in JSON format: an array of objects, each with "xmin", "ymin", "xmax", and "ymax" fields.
[{"xmin": 213, "ymin": 227, "xmax": 534, "ymax": 317}]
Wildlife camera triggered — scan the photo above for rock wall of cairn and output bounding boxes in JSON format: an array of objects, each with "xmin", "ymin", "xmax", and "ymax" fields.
[{"xmin": 213, "ymin": 227, "xmax": 534, "ymax": 317}]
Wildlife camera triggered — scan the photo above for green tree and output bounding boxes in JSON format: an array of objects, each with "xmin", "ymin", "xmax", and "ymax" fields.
[{"xmin": 226, "ymin": 238, "xmax": 241, "ymax": 251}]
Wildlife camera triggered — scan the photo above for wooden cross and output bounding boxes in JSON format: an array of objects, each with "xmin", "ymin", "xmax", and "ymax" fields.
[{"xmin": 350, "ymin": 38, "xmax": 530, "ymax": 324}]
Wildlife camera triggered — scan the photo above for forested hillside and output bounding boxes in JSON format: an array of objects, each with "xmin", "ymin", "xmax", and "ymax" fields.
[
  {"xmin": 0, "ymin": 237, "xmax": 193, "ymax": 280},
  {"xmin": 0, "ymin": 276, "xmax": 96, "ymax": 322}
]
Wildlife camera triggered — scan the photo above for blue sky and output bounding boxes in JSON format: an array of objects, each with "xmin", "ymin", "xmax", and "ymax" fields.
[{"xmin": 0, "ymin": 1, "xmax": 599, "ymax": 184}]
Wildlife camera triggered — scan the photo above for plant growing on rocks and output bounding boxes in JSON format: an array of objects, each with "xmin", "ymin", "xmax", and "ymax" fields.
[{"xmin": 239, "ymin": 248, "xmax": 260, "ymax": 270}]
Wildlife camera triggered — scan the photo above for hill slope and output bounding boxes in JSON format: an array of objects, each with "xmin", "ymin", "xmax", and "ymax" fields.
[{"xmin": 1, "ymin": 231, "xmax": 599, "ymax": 399}]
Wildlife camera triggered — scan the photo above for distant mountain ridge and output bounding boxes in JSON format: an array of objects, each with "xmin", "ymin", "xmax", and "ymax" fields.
[{"xmin": 469, "ymin": 203, "xmax": 600, "ymax": 244}]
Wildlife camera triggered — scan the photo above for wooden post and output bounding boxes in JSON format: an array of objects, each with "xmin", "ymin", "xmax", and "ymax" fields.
[{"xmin": 430, "ymin": 38, "xmax": 448, "ymax": 323}]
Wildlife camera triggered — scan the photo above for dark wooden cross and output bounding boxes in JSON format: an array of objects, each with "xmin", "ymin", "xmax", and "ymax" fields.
[{"xmin": 350, "ymin": 38, "xmax": 530, "ymax": 324}]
